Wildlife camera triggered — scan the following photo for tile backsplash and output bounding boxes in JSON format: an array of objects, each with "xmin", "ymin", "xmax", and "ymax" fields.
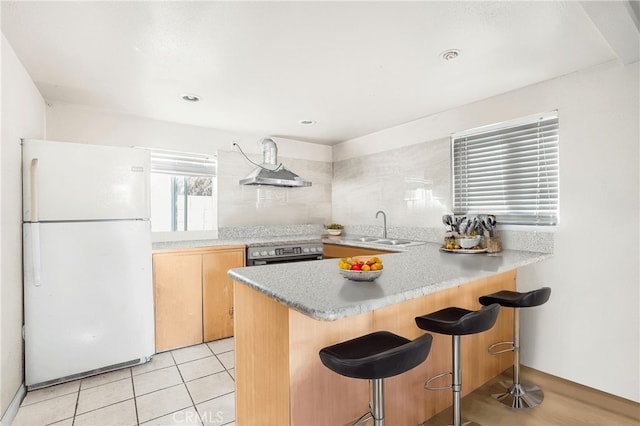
[
  {"xmin": 332, "ymin": 137, "xmax": 553, "ymax": 253},
  {"xmin": 217, "ymin": 150, "xmax": 332, "ymax": 227},
  {"xmin": 332, "ymin": 137, "xmax": 451, "ymax": 228},
  {"xmin": 215, "ymin": 141, "xmax": 553, "ymax": 254}
]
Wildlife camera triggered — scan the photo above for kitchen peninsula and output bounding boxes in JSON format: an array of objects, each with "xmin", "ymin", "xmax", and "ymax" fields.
[{"xmin": 229, "ymin": 243, "xmax": 550, "ymax": 425}]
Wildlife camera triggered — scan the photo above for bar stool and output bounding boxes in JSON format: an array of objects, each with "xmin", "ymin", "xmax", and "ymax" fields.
[
  {"xmin": 415, "ymin": 304, "xmax": 500, "ymax": 426},
  {"xmin": 319, "ymin": 331, "xmax": 433, "ymax": 426},
  {"xmin": 479, "ymin": 287, "xmax": 551, "ymax": 409}
]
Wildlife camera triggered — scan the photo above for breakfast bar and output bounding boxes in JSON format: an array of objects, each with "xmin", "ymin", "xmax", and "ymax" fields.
[{"xmin": 229, "ymin": 244, "xmax": 550, "ymax": 425}]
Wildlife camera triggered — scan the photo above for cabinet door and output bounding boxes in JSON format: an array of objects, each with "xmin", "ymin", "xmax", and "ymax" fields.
[
  {"xmin": 322, "ymin": 243, "xmax": 393, "ymax": 259},
  {"xmin": 203, "ymin": 247, "xmax": 245, "ymax": 342},
  {"xmin": 153, "ymin": 253, "xmax": 203, "ymax": 352}
]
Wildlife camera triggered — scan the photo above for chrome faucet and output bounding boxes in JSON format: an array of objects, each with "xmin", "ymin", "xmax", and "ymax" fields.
[{"xmin": 375, "ymin": 210, "xmax": 387, "ymax": 238}]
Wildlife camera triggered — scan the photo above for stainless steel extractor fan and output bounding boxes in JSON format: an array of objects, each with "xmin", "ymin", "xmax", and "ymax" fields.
[{"xmin": 234, "ymin": 138, "xmax": 312, "ymax": 188}]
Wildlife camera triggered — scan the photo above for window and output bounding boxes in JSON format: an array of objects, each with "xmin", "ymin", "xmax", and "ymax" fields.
[
  {"xmin": 149, "ymin": 149, "xmax": 217, "ymax": 232},
  {"xmin": 451, "ymin": 111, "xmax": 559, "ymax": 226}
]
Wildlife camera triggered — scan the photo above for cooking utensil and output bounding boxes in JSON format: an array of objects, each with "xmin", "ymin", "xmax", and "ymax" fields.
[
  {"xmin": 454, "ymin": 215, "xmax": 464, "ymax": 234},
  {"xmin": 479, "ymin": 215, "xmax": 496, "ymax": 237},
  {"xmin": 478, "ymin": 215, "xmax": 489, "ymax": 236},
  {"xmin": 442, "ymin": 214, "xmax": 453, "ymax": 232},
  {"xmin": 469, "ymin": 216, "xmax": 478, "ymax": 235},
  {"xmin": 459, "ymin": 217, "xmax": 468, "ymax": 235}
]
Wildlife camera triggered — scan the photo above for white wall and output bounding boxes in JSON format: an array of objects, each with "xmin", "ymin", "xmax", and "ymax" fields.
[
  {"xmin": 0, "ymin": 35, "xmax": 46, "ymax": 421},
  {"xmin": 333, "ymin": 60, "xmax": 639, "ymax": 402},
  {"xmin": 46, "ymin": 103, "xmax": 332, "ymax": 162}
]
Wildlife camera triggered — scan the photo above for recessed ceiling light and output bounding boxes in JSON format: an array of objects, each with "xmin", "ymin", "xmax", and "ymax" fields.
[
  {"xmin": 440, "ymin": 49, "xmax": 461, "ymax": 61},
  {"xmin": 299, "ymin": 120, "xmax": 316, "ymax": 125},
  {"xmin": 181, "ymin": 94, "xmax": 200, "ymax": 102}
]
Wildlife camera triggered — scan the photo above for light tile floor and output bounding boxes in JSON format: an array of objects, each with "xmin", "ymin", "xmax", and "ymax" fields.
[{"xmin": 12, "ymin": 338, "xmax": 236, "ymax": 426}]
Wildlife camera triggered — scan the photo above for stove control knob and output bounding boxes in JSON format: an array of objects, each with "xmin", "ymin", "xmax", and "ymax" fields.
[
  {"xmin": 317, "ymin": 246, "xmax": 323, "ymax": 252},
  {"xmin": 252, "ymin": 251, "xmax": 261, "ymax": 257},
  {"xmin": 268, "ymin": 250, "xmax": 276, "ymax": 256},
  {"xmin": 303, "ymin": 248, "xmax": 310, "ymax": 253},
  {"xmin": 310, "ymin": 247, "xmax": 316, "ymax": 252},
  {"xmin": 260, "ymin": 251, "xmax": 268, "ymax": 256}
]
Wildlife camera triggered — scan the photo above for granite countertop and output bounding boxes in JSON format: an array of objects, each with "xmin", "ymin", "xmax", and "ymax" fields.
[
  {"xmin": 154, "ymin": 232, "xmax": 430, "ymax": 252},
  {"xmin": 228, "ymin": 243, "xmax": 551, "ymax": 321},
  {"xmin": 153, "ymin": 233, "xmax": 414, "ymax": 252},
  {"xmin": 152, "ymin": 234, "xmax": 324, "ymax": 251}
]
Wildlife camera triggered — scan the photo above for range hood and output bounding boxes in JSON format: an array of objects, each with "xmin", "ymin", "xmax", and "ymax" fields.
[{"xmin": 238, "ymin": 138, "xmax": 312, "ymax": 188}]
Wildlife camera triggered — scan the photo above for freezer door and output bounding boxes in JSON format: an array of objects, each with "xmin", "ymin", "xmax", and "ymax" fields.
[
  {"xmin": 22, "ymin": 139, "xmax": 150, "ymax": 222},
  {"xmin": 23, "ymin": 220, "xmax": 154, "ymax": 387}
]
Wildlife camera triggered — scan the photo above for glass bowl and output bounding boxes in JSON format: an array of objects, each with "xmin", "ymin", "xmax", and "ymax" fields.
[{"xmin": 339, "ymin": 269, "xmax": 383, "ymax": 281}]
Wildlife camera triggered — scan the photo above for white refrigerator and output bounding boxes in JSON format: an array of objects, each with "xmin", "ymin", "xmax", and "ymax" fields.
[{"xmin": 22, "ymin": 139, "xmax": 155, "ymax": 389}]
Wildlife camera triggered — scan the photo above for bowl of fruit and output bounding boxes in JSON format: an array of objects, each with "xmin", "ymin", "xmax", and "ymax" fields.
[{"xmin": 338, "ymin": 256, "xmax": 384, "ymax": 281}]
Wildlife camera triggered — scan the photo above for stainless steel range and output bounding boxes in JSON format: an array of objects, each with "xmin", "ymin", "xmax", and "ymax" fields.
[{"xmin": 246, "ymin": 240, "xmax": 323, "ymax": 266}]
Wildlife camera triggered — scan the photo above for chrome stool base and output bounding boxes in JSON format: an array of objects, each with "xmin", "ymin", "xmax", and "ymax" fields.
[
  {"xmin": 479, "ymin": 288, "xmax": 551, "ymax": 411},
  {"xmin": 349, "ymin": 379, "xmax": 384, "ymax": 426},
  {"xmin": 493, "ymin": 381, "xmax": 544, "ymax": 408},
  {"xmin": 351, "ymin": 410, "xmax": 373, "ymax": 426},
  {"xmin": 457, "ymin": 420, "xmax": 481, "ymax": 426},
  {"xmin": 419, "ymin": 417, "xmax": 481, "ymax": 426}
]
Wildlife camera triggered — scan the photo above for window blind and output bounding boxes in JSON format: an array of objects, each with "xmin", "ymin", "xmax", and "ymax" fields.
[
  {"xmin": 451, "ymin": 111, "xmax": 559, "ymax": 226},
  {"xmin": 149, "ymin": 149, "xmax": 216, "ymax": 177}
]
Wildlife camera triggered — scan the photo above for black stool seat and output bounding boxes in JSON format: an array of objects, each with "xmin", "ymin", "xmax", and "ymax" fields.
[
  {"xmin": 415, "ymin": 303, "xmax": 500, "ymax": 336},
  {"xmin": 319, "ymin": 331, "xmax": 433, "ymax": 380},
  {"xmin": 479, "ymin": 287, "xmax": 551, "ymax": 308}
]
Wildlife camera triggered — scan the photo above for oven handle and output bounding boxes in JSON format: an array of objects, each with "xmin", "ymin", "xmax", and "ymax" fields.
[{"xmin": 247, "ymin": 255, "xmax": 323, "ymax": 266}]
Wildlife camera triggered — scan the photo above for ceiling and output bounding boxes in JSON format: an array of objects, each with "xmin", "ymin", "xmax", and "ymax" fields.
[{"xmin": 1, "ymin": 1, "xmax": 638, "ymax": 145}]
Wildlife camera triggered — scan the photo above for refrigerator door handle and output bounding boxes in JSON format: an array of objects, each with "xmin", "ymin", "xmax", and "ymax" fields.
[
  {"xmin": 30, "ymin": 224, "xmax": 42, "ymax": 287},
  {"xmin": 30, "ymin": 158, "xmax": 39, "ymax": 222},
  {"xmin": 29, "ymin": 158, "xmax": 42, "ymax": 286}
]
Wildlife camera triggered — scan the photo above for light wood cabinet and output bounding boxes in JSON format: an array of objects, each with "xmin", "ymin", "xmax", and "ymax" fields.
[
  {"xmin": 153, "ymin": 245, "xmax": 245, "ymax": 352},
  {"xmin": 153, "ymin": 252, "xmax": 203, "ymax": 352},
  {"xmin": 203, "ymin": 248, "xmax": 244, "ymax": 341},
  {"xmin": 322, "ymin": 243, "xmax": 393, "ymax": 259}
]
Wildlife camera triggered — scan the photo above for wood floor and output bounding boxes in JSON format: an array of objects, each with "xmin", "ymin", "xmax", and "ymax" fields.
[{"xmin": 352, "ymin": 367, "xmax": 639, "ymax": 426}]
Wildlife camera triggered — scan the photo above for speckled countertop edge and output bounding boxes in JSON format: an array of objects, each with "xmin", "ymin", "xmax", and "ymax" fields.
[
  {"xmin": 153, "ymin": 231, "xmax": 552, "ymax": 254},
  {"xmin": 228, "ymin": 243, "xmax": 552, "ymax": 321},
  {"xmin": 153, "ymin": 234, "xmax": 417, "ymax": 252},
  {"xmin": 152, "ymin": 234, "xmax": 325, "ymax": 251}
]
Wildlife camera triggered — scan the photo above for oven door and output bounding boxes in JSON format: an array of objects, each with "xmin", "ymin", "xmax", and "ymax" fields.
[{"xmin": 246, "ymin": 254, "xmax": 322, "ymax": 266}]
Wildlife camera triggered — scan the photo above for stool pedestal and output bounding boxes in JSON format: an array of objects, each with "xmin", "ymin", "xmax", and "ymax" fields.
[
  {"xmin": 479, "ymin": 287, "xmax": 551, "ymax": 409},
  {"xmin": 350, "ymin": 378, "xmax": 385, "ymax": 426},
  {"xmin": 449, "ymin": 335, "xmax": 480, "ymax": 426},
  {"xmin": 416, "ymin": 304, "xmax": 500, "ymax": 426},
  {"xmin": 491, "ymin": 308, "xmax": 543, "ymax": 408}
]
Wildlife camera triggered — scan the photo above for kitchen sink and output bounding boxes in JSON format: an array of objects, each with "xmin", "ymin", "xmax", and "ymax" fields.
[
  {"xmin": 357, "ymin": 237, "xmax": 380, "ymax": 242},
  {"xmin": 341, "ymin": 235, "xmax": 425, "ymax": 247}
]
